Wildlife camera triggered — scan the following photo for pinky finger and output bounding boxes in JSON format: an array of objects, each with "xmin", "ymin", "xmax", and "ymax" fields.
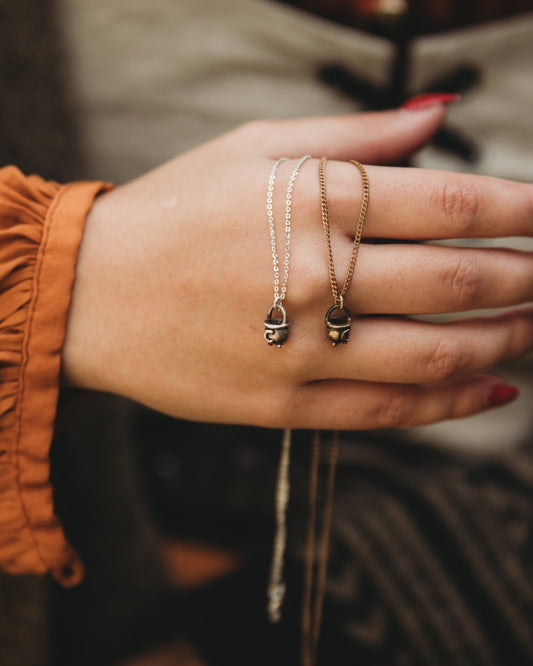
[{"xmin": 285, "ymin": 374, "xmax": 519, "ymax": 430}]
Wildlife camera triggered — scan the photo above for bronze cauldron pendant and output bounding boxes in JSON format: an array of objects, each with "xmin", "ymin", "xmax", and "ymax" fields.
[
  {"xmin": 325, "ymin": 303, "xmax": 352, "ymax": 346},
  {"xmin": 264, "ymin": 302, "xmax": 290, "ymax": 348}
]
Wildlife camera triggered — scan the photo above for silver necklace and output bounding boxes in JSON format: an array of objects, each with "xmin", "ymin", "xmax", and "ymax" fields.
[{"xmin": 264, "ymin": 155, "xmax": 311, "ymax": 348}]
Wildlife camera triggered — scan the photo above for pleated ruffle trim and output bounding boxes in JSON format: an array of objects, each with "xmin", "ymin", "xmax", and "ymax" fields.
[{"xmin": 0, "ymin": 166, "xmax": 111, "ymax": 585}]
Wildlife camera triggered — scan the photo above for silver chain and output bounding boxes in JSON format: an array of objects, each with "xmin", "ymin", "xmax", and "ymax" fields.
[
  {"xmin": 265, "ymin": 156, "xmax": 310, "ymax": 620},
  {"xmin": 267, "ymin": 427, "xmax": 292, "ymax": 623},
  {"xmin": 267, "ymin": 155, "xmax": 311, "ymax": 305}
]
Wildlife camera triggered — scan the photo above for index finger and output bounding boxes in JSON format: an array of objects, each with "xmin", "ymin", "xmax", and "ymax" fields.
[{"xmin": 321, "ymin": 163, "xmax": 533, "ymax": 240}]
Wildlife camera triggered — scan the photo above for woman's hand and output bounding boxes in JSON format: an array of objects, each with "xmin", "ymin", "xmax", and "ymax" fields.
[{"xmin": 62, "ymin": 105, "xmax": 533, "ymax": 429}]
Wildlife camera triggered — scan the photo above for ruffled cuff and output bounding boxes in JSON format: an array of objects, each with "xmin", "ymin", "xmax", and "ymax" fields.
[{"xmin": 0, "ymin": 166, "xmax": 112, "ymax": 586}]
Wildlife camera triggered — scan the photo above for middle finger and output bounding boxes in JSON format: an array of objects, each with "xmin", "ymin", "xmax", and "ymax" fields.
[
  {"xmin": 302, "ymin": 308, "xmax": 533, "ymax": 384},
  {"xmin": 343, "ymin": 243, "xmax": 533, "ymax": 315}
]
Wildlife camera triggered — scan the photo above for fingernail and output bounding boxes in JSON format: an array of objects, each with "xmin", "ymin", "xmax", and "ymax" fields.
[
  {"xmin": 484, "ymin": 384, "xmax": 520, "ymax": 409},
  {"xmin": 402, "ymin": 93, "xmax": 461, "ymax": 111}
]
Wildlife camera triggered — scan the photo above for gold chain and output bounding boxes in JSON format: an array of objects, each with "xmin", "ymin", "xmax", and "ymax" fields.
[
  {"xmin": 319, "ymin": 157, "xmax": 369, "ymax": 308},
  {"xmin": 301, "ymin": 430, "xmax": 340, "ymax": 666}
]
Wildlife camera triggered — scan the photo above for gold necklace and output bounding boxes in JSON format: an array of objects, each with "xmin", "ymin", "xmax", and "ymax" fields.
[
  {"xmin": 301, "ymin": 430, "xmax": 340, "ymax": 666},
  {"xmin": 319, "ymin": 157, "xmax": 369, "ymax": 346}
]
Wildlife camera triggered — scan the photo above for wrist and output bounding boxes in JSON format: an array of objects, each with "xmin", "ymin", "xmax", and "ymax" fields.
[{"xmin": 61, "ymin": 190, "xmax": 114, "ymax": 393}]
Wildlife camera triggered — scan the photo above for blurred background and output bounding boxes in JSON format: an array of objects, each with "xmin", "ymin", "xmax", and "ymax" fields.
[{"xmin": 1, "ymin": 1, "xmax": 533, "ymax": 664}]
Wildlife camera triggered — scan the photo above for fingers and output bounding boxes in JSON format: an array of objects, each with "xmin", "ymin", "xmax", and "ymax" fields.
[
  {"xmin": 304, "ymin": 308, "xmax": 533, "ymax": 384},
  {"xmin": 285, "ymin": 374, "xmax": 517, "ymax": 430},
  {"xmin": 237, "ymin": 107, "xmax": 447, "ymax": 164},
  {"xmin": 324, "ymin": 162, "xmax": 533, "ymax": 240},
  {"xmin": 349, "ymin": 244, "xmax": 533, "ymax": 314}
]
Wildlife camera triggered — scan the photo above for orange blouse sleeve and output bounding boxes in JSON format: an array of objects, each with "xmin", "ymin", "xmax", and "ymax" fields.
[{"xmin": 0, "ymin": 166, "xmax": 112, "ymax": 587}]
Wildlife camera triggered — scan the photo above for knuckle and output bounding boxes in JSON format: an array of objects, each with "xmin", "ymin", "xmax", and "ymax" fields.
[
  {"xmin": 448, "ymin": 255, "xmax": 482, "ymax": 309},
  {"xmin": 376, "ymin": 394, "xmax": 415, "ymax": 429},
  {"xmin": 436, "ymin": 178, "xmax": 482, "ymax": 236},
  {"xmin": 261, "ymin": 385, "xmax": 293, "ymax": 428},
  {"xmin": 273, "ymin": 383, "xmax": 306, "ymax": 428},
  {"xmin": 425, "ymin": 336, "xmax": 464, "ymax": 382},
  {"xmin": 238, "ymin": 119, "xmax": 276, "ymax": 141}
]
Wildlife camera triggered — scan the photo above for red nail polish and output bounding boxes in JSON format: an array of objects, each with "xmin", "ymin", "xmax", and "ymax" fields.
[
  {"xmin": 402, "ymin": 93, "xmax": 460, "ymax": 111},
  {"xmin": 484, "ymin": 384, "xmax": 520, "ymax": 409}
]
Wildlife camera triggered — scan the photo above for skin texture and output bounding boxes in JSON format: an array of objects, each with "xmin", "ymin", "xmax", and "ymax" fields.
[{"xmin": 62, "ymin": 106, "xmax": 533, "ymax": 430}]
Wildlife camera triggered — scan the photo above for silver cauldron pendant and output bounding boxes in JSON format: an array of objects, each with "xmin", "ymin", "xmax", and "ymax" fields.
[
  {"xmin": 325, "ymin": 304, "xmax": 352, "ymax": 346},
  {"xmin": 264, "ymin": 302, "xmax": 290, "ymax": 348}
]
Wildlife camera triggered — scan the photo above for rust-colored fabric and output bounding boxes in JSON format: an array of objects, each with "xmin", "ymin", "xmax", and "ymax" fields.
[{"xmin": 0, "ymin": 166, "xmax": 112, "ymax": 586}]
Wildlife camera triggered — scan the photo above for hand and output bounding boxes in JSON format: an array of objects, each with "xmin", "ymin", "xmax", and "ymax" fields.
[{"xmin": 62, "ymin": 106, "xmax": 533, "ymax": 429}]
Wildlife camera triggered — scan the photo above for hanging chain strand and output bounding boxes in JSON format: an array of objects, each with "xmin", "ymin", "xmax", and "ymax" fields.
[
  {"xmin": 301, "ymin": 431, "xmax": 340, "ymax": 666},
  {"xmin": 301, "ymin": 430, "xmax": 321, "ymax": 665},
  {"xmin": 267, "ymin": 428, "xmax": 292, "ymax": 622},
  {"xmin": 311, "ymin": 431, "xmax": 339, "ymax": 655},
  {"xmin": 267, "ymin": 157, "xmax": 288, "ymax": 305},
  {"xmin": 319, "ymin": 157, "xmax": 369, "ymax": 307},
  {"xmin": 267, "ymin": 155, "xmax": 311, "ymax": 306}
]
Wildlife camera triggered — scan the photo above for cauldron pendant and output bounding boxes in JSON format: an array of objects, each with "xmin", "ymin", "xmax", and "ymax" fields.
[
  {"xmin": 325, "ymin": 303, "xmax": 352, "ymax": 346},
  {"xmin": 264, "ymin": 302, "xmax": 290, "ymax": 348}
]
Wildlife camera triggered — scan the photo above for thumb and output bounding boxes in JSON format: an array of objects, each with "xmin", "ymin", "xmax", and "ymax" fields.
[{"xmin": 252, "ymin": 104, "xmax": 451, "ymax": 164}]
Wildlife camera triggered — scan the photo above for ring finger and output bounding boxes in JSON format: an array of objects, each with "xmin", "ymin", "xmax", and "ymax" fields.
[
  {"xmin": 302, "ymin": 308, "xmax": 533, "ymax": 384},
  {"xmin": 340, "ymin": 243, "xmax": 533, "ymax": 315}
]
